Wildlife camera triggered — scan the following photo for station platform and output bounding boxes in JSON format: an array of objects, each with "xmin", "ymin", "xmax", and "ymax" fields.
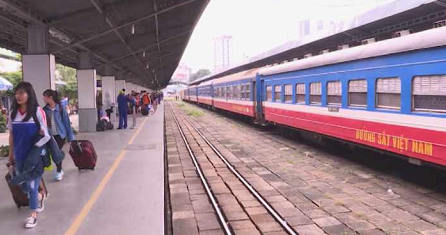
[{"xmin": 0, "ymin": 104, "xmax": 165, "ymax": 234}]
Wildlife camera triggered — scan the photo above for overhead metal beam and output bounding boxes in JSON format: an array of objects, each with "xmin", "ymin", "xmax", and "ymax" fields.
[
  {"xmin": 0, "ymin": 0, "xmax": 125, "ymax": 71},
  {"xmin": 51, "ymin": 0, "xmax": 199, "ymax": 54},
  {"xmin": 97, "ymin": 29, "xmax": 191, "ymax": 67},
  {"xmin": 0, "ymin": 0, "xmax": 45, "ymax": 25},
  {"xmin": 119, "ymin": 51, "xmax": 181, "ymax": 75},
  {"xmin": 153, "ymin": 0, "xmax": 162, "ymax": 70},
  {"xmin": 89, "ymin": 0, "xmax": 143, "ymax": 79},
  {"xmin": 47, "ymin": 0, "xmax": 135, "ymax": 26}
]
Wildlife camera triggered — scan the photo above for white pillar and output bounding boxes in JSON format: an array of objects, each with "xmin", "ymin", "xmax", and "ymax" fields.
[
  {"xmin": 102, "ymin": 76, "xmax": 115, "ymax": 108},
  {"xmin": 102, "ymin": 76, "xmax": 116, "ymax": 122},
  {"xmin": 77, "ymin": 69, "xmax": 97, "ymax": 132},
  {"xmin": 22, "ymin": 24, "xmax": 56, "ymax": 106},
  {"xmin": 23, "ymin": 55, "xmax": 56, "ymax": 105}
]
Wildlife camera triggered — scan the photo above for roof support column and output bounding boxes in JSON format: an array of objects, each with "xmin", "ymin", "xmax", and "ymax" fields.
[
  {"xmin": 22, "ymin": 24, "xmax": 55, "ymax": 106},
  {"xmin": 77, "ymin": 51, "xmax": 98, "ymax": 132},
  {"xmin": 102, "ymin": 64, "xmax": 117, "ymax": 122}
]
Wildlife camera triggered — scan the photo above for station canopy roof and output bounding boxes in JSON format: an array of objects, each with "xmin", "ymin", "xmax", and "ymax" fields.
[
  {"xmin": 191, "ymin": 0, "xmax": 446, "ymax": 85},
  {"xmin": 0, "ymin": 0, "xmax": 209, "ymax": 89}
]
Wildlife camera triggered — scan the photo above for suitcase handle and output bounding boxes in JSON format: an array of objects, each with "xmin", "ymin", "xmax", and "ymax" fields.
[{"xmin": 70, "ymin": 141, "xmax": 83, "ymax": 154}]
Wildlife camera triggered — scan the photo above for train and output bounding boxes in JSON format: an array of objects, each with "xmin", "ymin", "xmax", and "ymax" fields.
[{"xmin": 181, "ymin": 26, "xmax": 446, "ymax": 168}]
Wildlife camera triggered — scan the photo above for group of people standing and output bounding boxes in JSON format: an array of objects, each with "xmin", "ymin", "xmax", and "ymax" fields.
[
  {"xmin": 116, "ymin": 89, "xmax": 162, "ymax": 129},
  {"xmin": 7, "ymin": 82, "xmax": 75, "ymax": 228}
]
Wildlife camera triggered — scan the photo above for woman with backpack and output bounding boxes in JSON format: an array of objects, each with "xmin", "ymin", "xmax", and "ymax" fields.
[
  {"xmin": 43, "ymin": 89, "xmax": 75, "ymax": 181},
  {"xmin": 8, "ymin": 82, "xmax": 51, "ymax": 228}
]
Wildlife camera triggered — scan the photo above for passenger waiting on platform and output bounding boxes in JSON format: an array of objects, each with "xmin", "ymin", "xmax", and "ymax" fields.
[
  {"xmin": 8, "ymin": 82, "xmax": 51, "ymax": 229},
  {"xmin": 134, "ymin": 92, "xmax": 141, "ymax": 114},
  {"xmin": 43, "ymin": 89, "xmax": 75, "ymax": 181},
  {"xmin": 129, "ymin": 91, "xmax": 137, "ymax": 129},
  {"xmin": 117, "ymin": 89, "xmax": 128, "ymax": 129},
  {"xmin": 141, "ymin": 91, "xmax": 151, "ymax": 113}
]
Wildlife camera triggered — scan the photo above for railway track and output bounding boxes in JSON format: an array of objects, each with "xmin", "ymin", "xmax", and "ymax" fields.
[{"xmin": 168, "ymin": 103, "xmax": 299, "ymax": 235}]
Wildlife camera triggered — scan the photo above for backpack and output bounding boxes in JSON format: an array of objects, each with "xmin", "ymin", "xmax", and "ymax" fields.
[
  {"xmin": 107, "ymin": 121, "xmax": 114, "ymax": 130},
  {"xmin": 96, "ymin": 119, "xmax": 107, "ymax": 132}
]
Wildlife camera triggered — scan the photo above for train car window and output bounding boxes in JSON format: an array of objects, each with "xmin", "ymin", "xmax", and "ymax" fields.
[
  {"xmin": 296, "ymin": 83, "xmax": 306, "ymax": 103},
  {"xmin": 327, "ymin": 81, "xmax": 342, "ymax": 106},
  {"xmin": 240, "ymin": 85, "xmax": 245, "ymax": 100},
  {"xmin": 274, "ymin": 85, "xmax": 282, "ymax": 102},
  {"xmin": 284, "ymin": 85, "xmax": 292, "ymax": 103},
  {"xmin": 310, "ymin": 82, "xmax": 322, "ymax": 104},
  {"xmin": 237, "ymin": 85, "xmax": 242, "ymax": 99},
  {"xmin": 246, "ymin": 84, "xmax": 251, "ymax": 100},
  {"xmin": 349, "ymin": 79, "xmax": 367, "ymax": 107},
  {"xmin": 413, "ymin": 75, "xmax": 446, "ymax": 112},
  {"xmin": 266, "ymin": 86, "xmax": 272, "ymax": 101},
  {"xmin": 240, "ymin": 85, "xmax": 244, "ymax": 100},
  {"xmin": 234, "ymin": 85, "xmax": 238, "ymax": 99},
  {"xmin": 376, "ymin": 77, "xmax": 401, "ymax": 109},
  {"xmin": 222, "ymin": 87, "xmax": 225, "ymax": 98}
]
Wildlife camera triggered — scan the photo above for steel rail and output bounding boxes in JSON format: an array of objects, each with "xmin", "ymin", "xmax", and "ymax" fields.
[
  {"xmin": 169, "ymin": 105, "xmax": 233, "ymax": 235},
  {"xmin": 170, "ymin": 103, "xmax": 299, "ymax": 235}
]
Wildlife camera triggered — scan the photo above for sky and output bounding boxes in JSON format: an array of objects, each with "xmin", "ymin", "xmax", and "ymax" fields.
[{"xmin": 180, "ymin": 0, "xmax": 397, "ymax": 73}]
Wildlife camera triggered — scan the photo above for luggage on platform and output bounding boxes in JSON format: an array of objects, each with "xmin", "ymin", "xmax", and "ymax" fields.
[
  {"xmin": 107, "ymin": 121, "xmax": 114, "ymax": 130},
  {"xmin": 5, "ymin": 164, "xmax": 48, "ymax": 208},
  {"xmin": 96, "ymin": 119, "xmax": 107, "ymax": 131},
  {"xmin": 69, "ymin": 140, "xmax": 97, "ymax": 170},
  {"xmin": 141, "ymin": 105, "xmax": 149, "ymax": 116}
]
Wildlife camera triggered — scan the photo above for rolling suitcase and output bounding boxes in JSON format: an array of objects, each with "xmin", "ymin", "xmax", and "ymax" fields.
[
  {"xmin": 5, "ymin": 164, "xmax": 48, "ymax": 208},
  {"xmin": 141, "ymin": 105, "xmax": 149, "ymax": 116},
  {"xmin": 69, "ymin": 140, "xmax": 97, "ymax": 170}
]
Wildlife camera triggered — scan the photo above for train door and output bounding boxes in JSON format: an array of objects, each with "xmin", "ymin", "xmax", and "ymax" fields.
[
  {"xmin": 255, "ymin": 74, "xmax": 264, "ymax": 122},
  {"xmin": 252, "ymin": 80, "xmax": 257, "ymax": 117},
  {"xmin": 211, "ymin": 85, "xmax": 214, "ymax": 107}
]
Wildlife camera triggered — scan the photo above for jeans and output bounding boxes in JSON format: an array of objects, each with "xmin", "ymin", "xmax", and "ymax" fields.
[
  {"xmin": 25, "ymin": 176, "xmax": 41, "ymax": 211},
  {"xmin": 54, "ymin": 135, "xmax": 66, "ymax": 172},
  {"xmin": 118, "ymin": 110, "xmax": 127, "ymax": 129},
  {"xmin": 16, "ymin": 165, "xmax": 41, "ymax": 211}
]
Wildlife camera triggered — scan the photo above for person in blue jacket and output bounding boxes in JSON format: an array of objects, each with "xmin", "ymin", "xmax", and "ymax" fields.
[
  {"xmin": 117, "ymin": 89, "xmax": 128, "ymax": 129},
  {"xmin": 43, "ymin": 89, "xmax": 75, "ymax": 181},
  {"xmin": 8, "ymin": 82, "xmax": 51, "ymax": 229}
]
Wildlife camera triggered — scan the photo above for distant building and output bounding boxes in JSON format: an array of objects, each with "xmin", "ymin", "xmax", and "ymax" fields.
[
  {"xmin": 213, "ymin": 35, "xmax": 233, "ymax": 73},
  {"xmin": 297, "ymin": 18, "xmax": 344, "ymax": 41},
  {"xmin": 171, "ymin": 63, "xmax": 191, "ymax": 84}
]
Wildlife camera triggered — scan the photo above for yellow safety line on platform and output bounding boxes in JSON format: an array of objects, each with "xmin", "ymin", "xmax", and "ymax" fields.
[{"xmin": 64, "ymin": 117, "xmax": 150, "ymax": 235}]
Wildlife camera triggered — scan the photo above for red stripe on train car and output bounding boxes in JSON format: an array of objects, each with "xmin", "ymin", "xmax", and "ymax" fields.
[
  {"xmin": 264, "ymin": 107, "xmax": 446, "ymax": 166},
  {"xmin": 214, "ymin": 100, "xmax": 256, "ymax": 117}
]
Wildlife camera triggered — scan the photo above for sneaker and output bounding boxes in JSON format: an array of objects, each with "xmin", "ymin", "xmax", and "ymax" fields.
[
  {"xmin": 24, "ymin": 217, "xmax": 37, "ymax": 229},
  {"xmin": 55, "ymin": 171, "xmax": 64, "ymax": 181},
  {"xmin": 35, "ymin": 192, "xmax": 46, "ymax": 213}
]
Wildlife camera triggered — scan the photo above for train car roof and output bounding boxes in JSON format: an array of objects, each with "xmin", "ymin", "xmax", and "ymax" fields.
[
  {"xmin": 198, "ymin": 80, "xmax": 214, "ymax": 87},
  {"xmin": 212, "ymin": 68, "xmax": 261, "ymax": 85},
  {"xmin": 260, "ymin": 26, "xmax": 446, "ymax": 76}
]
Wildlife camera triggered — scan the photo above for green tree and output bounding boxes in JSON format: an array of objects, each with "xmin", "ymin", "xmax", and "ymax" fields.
[
  {"xmin": 1, "ymin": 71, "xmax": 22, "ymax": 96},
  {"xmin": 189, "ymin": 69, "xmax": 211, "ymax": 82},
  {"xmin": 56, "ymin": 64, "xmax": 77, "ymax": 104}
]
